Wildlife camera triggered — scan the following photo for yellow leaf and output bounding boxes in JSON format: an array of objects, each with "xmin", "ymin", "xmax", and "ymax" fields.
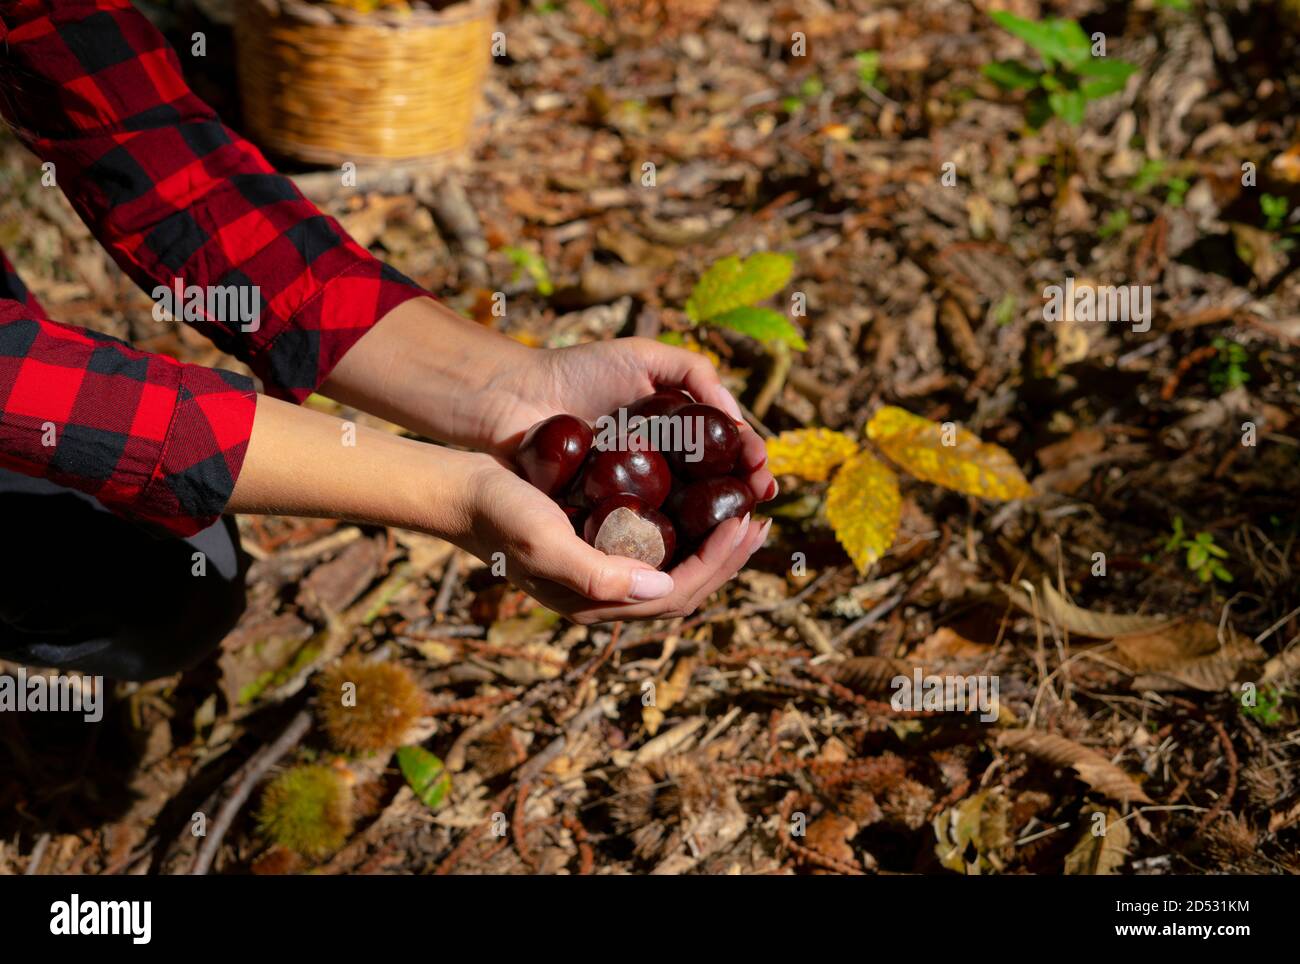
[
  {"xmin": 1064, "ymin": 808, "xmax": 1130, "ymax": 875},
  {"xmin": 825, "ymin": 450, "xmax": 901, "ymax": 574},
  {"xmin": 867, "ymin": 406, "xmax": 1033, "ymax": 500},
  {"xmin": 766, "ymin": 428, "xmax": 859, "ymax": 481}
]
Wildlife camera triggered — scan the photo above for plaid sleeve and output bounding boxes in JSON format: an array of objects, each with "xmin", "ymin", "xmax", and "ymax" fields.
[
  {"xmin": 0, "ymin": 298, "xmax": 257, "ymax": 536},
  {"xmin": 0, "ymin": 0, "xmax": 427, "ymax": 403}
]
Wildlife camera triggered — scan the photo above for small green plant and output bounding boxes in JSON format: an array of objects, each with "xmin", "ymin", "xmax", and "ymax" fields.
[
  {"xmin": 1130, "ymin": 159, "xmax": 1191, "ymax": 207},
  {"xmin": 982, "ymin": 12, "xmax": 1138, "ymax": 127},
  {"xmin": 781, "ymin": 76, "xmax": 825, "ymax": 114},
  {"xmin": 855, "ymin": 51, "xmax": 883, "ymax": 91},
  {"xmin": 1241, "ymin": 684, "xmax": 1285, "ymax": 727},
  {"xmin": 502, "ymin": 245, "xmax": 554, "ymax": 297},
  {"xmin": 1261, "ymin": 193, "xmax": 1289, "ymax": 232},
  {"xmin": 1208, "ymin": 336, "xmax": 1250, "ymax": 394},
  {"xmin": 1098, "ymin": 209, "xmax": 1130, "ymax": 239},
  {"xmin": 684, "ymin": 252, "xmax": 805, "ymax": 350},
  {"xmin": 991, "ymin": 292, "xmax": 1018, "ymax": 326},
  {"xmin": 1163, "ymin": 517, "xmax": 1232, "ymax": 583}
]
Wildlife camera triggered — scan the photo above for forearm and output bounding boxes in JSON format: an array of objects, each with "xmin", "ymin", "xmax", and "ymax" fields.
[
  {"xmin": 227, "ymin": 393, "xmax": 479, "ymax": 539},
  {"xmin": 321, "ymin": 296, "xmax": 534, "ymax": 449},
  {"xmin": 0, "ymin": 0, "xmax": 425, "ymax": 402}
]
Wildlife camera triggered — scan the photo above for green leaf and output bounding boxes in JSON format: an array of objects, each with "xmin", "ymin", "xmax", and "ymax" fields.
[
  {"xmin": 982, "ymin": 59, "xmax": 1041, "ymax": 90},
  {"xmin": 1025, "ymin": 91, "xmax": 1054, "ymax": 129},
  {"xmin": 1131, "ymin": 159, "xmax": 1166, "ymax": 194},
  {"xmin": 1098, "ymin": 209, "xmax": 1130, "ymax": 239},
  {"xmin": 397, "ymin": 746, "xmax": 451, "ymax": 811},
  {"xmin": 502, "ymin": 245, "xmax": 554, "ymax": 296},
  {"xmin": 685, "ymin": 253, "xmax": 794, "ymax": 323},
  {"xmin": 1048, "ymin": 89, "xmax": 1086, "ymax": 125},
  {"xmin": 990, "ymin": 13, "xmax": 1091, "ymax": 70},
  {"xmin": 800, "ymin": 76, "xmax": 824, "ymax": 97},
  {"xmin": 855, "ymin": 51, "xmax": 881, "ymax": 88},
  {"xmin": 708, "ymin": 306, "xmax": 807, "ymax": 350},
  {"xmin": 1076, "ymin": 58, "xmax": 1138, "ymax": 99}
]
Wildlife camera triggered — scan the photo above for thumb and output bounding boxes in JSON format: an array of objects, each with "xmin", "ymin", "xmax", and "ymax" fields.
[
  {"xmin": 524, "ymin": 531, "xmax": 675, "ymax": 603},
  {"xmin": 634, "ymin": 339, "xmax": 746, "ymax": 422}
]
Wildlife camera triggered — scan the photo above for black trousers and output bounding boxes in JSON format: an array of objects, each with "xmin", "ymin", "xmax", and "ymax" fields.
[{"xmin": 0, "ymin": 468, "xmax": 249, "ymax": 681}]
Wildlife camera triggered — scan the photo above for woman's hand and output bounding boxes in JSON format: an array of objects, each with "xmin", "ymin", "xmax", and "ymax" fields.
[
  {"xmin": 322, "ymin": 297, "xmax": 776, "ymax": 504},
  {"xmin": 453, "ymin": 454, "xmax": 769, "ymax": 623},
  {"xmin": 317, "ymin": 297, "xmax": 777, "ymax": 620},
  {"xmin": 471, "ymin": 336, "xmax": 777, "ymax": 506},
  {"xmin": 229, "ymin": 397, "xmax": 771, "ymax": 624}
]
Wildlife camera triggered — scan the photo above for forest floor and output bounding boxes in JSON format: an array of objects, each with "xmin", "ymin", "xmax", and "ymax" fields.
[{"xmin": 2, "ymin": 0, "xmax": 1300, "ymax": 875}]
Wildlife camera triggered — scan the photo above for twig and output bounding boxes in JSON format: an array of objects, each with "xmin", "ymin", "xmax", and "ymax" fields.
[
  {"xmin": 751, "ymin": 342, "xmax": 792, "ymax": 421},
  {"xmin": 830, "ymin": 591, "xmax": 905, "ymax": 649},
  {"xmin": 512, "ymin": 781, "xmax": 538, "ymax": 871},
  {"xmin": 24, "ymin": 833, "xmax": 50, "ymax": 875},
  {"xmin": 433, "ymin": 553, "xmax": 461, "ymax": 617},
  {"xmin": 188, "ymin": 709, "xmax": 313, "ymax": 875}
]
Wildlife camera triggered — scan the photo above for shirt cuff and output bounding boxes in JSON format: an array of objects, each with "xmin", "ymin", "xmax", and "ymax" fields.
[
  {"xmin": 253, "ymin": 259, "xmax": 429, "ymax": 404},
  {"xmin": 129, "ymin": 365, "xmax": 258, "ymax": 537}
]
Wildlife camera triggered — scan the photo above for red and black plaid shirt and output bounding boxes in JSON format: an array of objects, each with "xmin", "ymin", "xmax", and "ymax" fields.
[{"xmin": 0, "ymin": 0, "xmax": 427, "ymax": 535}]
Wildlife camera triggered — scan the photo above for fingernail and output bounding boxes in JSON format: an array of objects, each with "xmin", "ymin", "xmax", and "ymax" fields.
[
  {"xmin": 629, "ymin": 569, "xmax": 674, "ymax": 600},
  {"xmin": 720, "ymin": 389, "xmax": 745, "ymax": 422},
  {"xmin": 759, "ymin": 518, "xmax": 773, "ymax": 545},
  {"xmin": 764, "ymin": 479, "xmax": 778, "ymax": 500},
  {"xmin": 732, "ymin": 513, "xmax": 752, "ymax": 549}
]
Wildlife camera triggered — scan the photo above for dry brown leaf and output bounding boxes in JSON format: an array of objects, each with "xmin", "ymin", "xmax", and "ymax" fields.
[
  {"xmin": 1115, "ymin": 621, "xmax": 1265, "ymax": 692},
  {"xmin": 1262, "ymin": 645, "xmax": 1300, "ymax": 687},
  {"xmin": 830, "ymin": 656, "xmax": 912, "ymax": 695},
  {"xmin": 1004, "ymin": 580, "xmax": 1173, "ymax": 638},
  {"xmin": 1036, "ymin": 428, "xmax": 1106, "ymax": 470},
  {"xmin": 643, "ymin": 656, "xmax": 698, "ymax": 736},
  {"xmin": 913, "ymin": 627, "xmax": 992, "ymax": 662},
  {"xmin": 998, "ymin": 730, "xmax": 1152, "ymax": 805},
  {"xmin": 804, "ymin": 812, "xmax": 860, "ymax": 868}
]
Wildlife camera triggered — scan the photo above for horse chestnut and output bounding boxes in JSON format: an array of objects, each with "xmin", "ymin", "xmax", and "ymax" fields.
[
  {"xmin": 515, "ymin": 414, "xmax": 592, "ymax": 497},
  {"xmin": 584, "ymin": 495, "xmax": 676, "ymax": 569},
  {"xmin": 625, "ymin": 388, "xmax": 693, "ymax": 423},
  {"xmin": 668, "ymin": 476, "xmax": 754, "ymax": 542},
  {"xmin": 575, "ymin": 447, "xmax": 672, "ymax": 509},
  {"xmin": 667, "ymin": 403, "xmax": 741, "ymax": 480}
]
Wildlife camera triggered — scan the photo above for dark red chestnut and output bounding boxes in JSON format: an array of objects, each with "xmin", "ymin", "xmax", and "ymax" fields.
[
  {"xmin": 668, "ymin": 476, "xmax": 754, "ymax": 542},
  {"xmin": 516, "ymin": 414, "xmax": 593, "ymax": 497},
  {"xmin": 584, "ymin": 495, "xmax": 676, "ymax": 569},
  {"xmin": 666, "ymin": 403, "xmax": 741, "ymax": 480},
  {"xmin": 625, "ymin": 388, "xmax": 693, "ymax": 423},
  {"xmin": 609, "ymin": 389, "xmax": 694, "ymax": 454},
  {"xmin": 576, "ymin": 447, "xmax": 672, "ymax": 509}
]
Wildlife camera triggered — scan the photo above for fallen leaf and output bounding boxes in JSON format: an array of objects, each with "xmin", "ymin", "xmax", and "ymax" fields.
[
  {"xmin": 1115, "ymin": 621, "xmax": 1264, "ymax": 691},
  {"xmin": 998, "ymin": 730, "xmax": 1151, "ymax": 805},
  {"xmin": 1064, "ymin": 808, "xmax": 1130, "ymax": 874}
]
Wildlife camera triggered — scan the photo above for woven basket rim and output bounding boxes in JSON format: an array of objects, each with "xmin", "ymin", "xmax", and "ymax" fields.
[{"xmin": 246, "ymin": 0, "xmax": 495, "ymax": 29}]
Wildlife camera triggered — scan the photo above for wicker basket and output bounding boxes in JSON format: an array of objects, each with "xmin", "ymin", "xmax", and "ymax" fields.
[{"xmin": 234, "ymin": 0, "xmax": 495, "ymax": 166}]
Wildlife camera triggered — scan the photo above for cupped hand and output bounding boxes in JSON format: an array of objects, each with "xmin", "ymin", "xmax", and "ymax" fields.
[
  {"xmin": 478, "ymin": 337, "xmax": 776, "ymax": 505},
  {"xmin": 455, "ymin": 453, "xmax": 770, "ymax": 624}
]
